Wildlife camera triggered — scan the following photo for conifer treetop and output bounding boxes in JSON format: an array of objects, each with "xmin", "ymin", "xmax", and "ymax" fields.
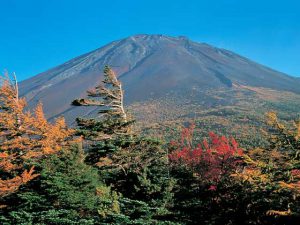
[{"xmin": 72, "ymin": 66, "xmax": 127, "ymax": 122}]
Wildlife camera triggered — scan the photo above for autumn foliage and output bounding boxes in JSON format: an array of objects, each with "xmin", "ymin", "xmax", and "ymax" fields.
[
  {"xmin": 1, "ymin": 70, "xmax": 300, "ymax": 224},
  {"xmin": 233, "ymin": 112, "xmax": 300, "ymax": 219},
  {"xmin": 0, "ymin": 74, "xmax": 74, "ymax": 198},
  {"xmin": 169, "ymin": 124, "xmax": 243, "ymax": 186}
]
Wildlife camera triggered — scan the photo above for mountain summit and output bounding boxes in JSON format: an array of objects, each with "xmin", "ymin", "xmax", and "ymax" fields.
[{"xmin": 20, "ymin": 34, "xmax": 300, "ymax": 123}]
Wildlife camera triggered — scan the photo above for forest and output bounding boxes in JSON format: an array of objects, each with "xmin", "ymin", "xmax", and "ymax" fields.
[{"xmin": 0, "ymin": 67, "xmax": 300, "ymax": 225}]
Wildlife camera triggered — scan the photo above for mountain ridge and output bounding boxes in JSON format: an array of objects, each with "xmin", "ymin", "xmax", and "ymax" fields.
[{"xmin": 19, "ymin": 34, "xmax": 300, "ymax": 124}]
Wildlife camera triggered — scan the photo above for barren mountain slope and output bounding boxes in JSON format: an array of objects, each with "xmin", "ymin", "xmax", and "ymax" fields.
[{"xmin": 20, "ymin": 34, "xmax": 300, "ymax": 126}]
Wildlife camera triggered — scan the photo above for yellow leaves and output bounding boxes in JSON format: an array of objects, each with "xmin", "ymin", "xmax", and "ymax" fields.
[
  {"xmin": 233, "ymin": 111, "xmax": 300, "ymax": 220},
  {"xmin": 296, "ymin": 120, "xmax": 300, "ymax": 141},
  {"xmin": 247, "ymin": 148, "xmax": 284, "ymax": 168},
  {"xmin": 96, "ymin": 186, "xmax": 110, "ymax": 197},
  {"xmin": 266, "ymin": 111, "xmax": 285, "ymax": 130},
  {"xmin": 266, "ymin": 209, "xmax": 291, "ymax": 216},
  {"xmin": 278, "ymin": 181, "xmax": 295, "ymax": 189},
  {"xmin": 233, "ymin": 168, "xmax": 270, "ymax": 184},
  {"xmin": 243, "ymin": 154, "xmax": 268, "ymax": 168},
  {"xmin": 266, "ymin": 111, "xmax": 300, "ymax": 142},
  {"xmin": 97, "ymin": 186, "xmax": 120, "ymax": 218},
  {"xmin": 266, "ymin": 111, "xmax": 278, "ymax": 125},
  {"xmin": 247, "ymin": 148, "xmax": 267, "ymax": 161}
]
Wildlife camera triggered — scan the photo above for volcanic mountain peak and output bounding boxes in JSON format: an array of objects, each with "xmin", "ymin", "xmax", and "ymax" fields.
[{"xmin": 19, "ymin": 34, "xmax": 300, "ymax": 124}]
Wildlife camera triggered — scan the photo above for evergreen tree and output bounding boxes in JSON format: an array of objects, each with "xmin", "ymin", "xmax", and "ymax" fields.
[
  {"xmin": 101, "ymin": 137, "xmax": 176, "ymax": 222},
  {"xmin": 71, "ymin": 67, "xmax": 176, "ymax": 223},
  {"xmin": 72, "ymin": 66, "xmax": 134, "ymax": 165},
  {"xmin": 0, "ymin": 146, "xmax": 120, "ymax": 224},
  {"xmin": 72, "ymin": 65, "xmax": 132, "ymax": 140}
]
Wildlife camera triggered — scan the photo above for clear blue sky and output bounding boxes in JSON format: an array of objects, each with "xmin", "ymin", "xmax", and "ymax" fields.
[{"xmin": 0, "ymin": 0, "xmax": 299, "ymax": 80}]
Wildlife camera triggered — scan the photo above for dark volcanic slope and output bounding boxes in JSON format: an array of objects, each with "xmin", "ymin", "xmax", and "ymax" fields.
[{"xmin": 20, "ymin": 34, "xmax": 300, "ymax": 123}]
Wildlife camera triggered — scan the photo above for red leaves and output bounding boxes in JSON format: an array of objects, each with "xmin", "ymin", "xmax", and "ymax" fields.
[
  {"xmin": 208, "ymin": 185, "xmax": 217, "ymax": 191},
  {"xmin": 169, "ymin": 124, "xmax": 243, "ymax": 186},
  {"xmin": 291, "ymin": 169, "xmax": 300, "ymax": 178}
]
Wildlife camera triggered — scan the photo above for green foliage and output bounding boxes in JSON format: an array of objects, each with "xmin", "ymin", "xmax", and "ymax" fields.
[
  {"xmin": 79, "ymin": 135, "xmax": 177, "ymax": 224},
  {"xmin": 72, "ymin": 67, "xmax": 134, "ymax": 166},
  {"xmin": 0, "ymin": 209, "xmax": 96, "ymax": 225},
  {"xmin": 70, "ymin": 68, "xmax": 176, "ymax": 224},
  {"xmin": 75, "ymin": 117, "xmax": 134, "ymax": 142},
  {"xmin": 102, "ymin": 198, "xmax": 179, "ymax": 225},
  {"xmin": 3, "ymin": 68, "xmax": 300, "ymax": 224},
  {"xmin": 95, "ymin": 137, "xmax": 176, "ymax": 223},
  {"xmin": 0, "ymin": 146, "xmax": 120, "ymax": 224}
]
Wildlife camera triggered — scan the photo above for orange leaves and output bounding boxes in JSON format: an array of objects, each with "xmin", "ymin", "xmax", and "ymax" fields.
[
  {"xmin": 33, "ymin": 103, "xmax": 48, "ymax": 128},
  {"xmin": 21, "ymin": 166, "xmax": 39, "ymax": 183},
  {"xmin": 0, "ymin": 74, "xmax": 75, "ymax": 197},
  {"xmin": 278, "ymin": 181, "xmax": 300, "ymax": 193},
  {"xmin": 0, "ymin": 166, "xmax": 39, "ymax": 198},
  {"xmin": 24, "ymin": 105, "xmax": 75, "ymax": 159},
  {"xmin": 0, "ymin": 76, "xmax": 26, "ymax": 118},
  {"xmin": 0, "ymin": 152, "xmax": 9, "ymax": 158}
]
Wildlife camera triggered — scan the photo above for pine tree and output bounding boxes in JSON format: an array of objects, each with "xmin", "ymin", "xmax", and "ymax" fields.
[
  {"xmin": 72, "ymin": 66, "xmax": 132, "ymax": 140},
  {"xmin": 72, "ymin": 66, "xmax": 134, "ymax": 165},
  {"xmin": 71, "ymin": 67, "xmax": 175, "ymax": 223}
]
